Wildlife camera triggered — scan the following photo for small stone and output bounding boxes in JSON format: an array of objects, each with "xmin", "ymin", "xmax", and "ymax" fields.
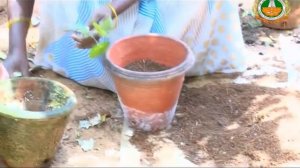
[
  {"xmin": 238, "ymin": 3, "xmax": 243, "ymax": 7},
  {"xmin": 269, "ymin": 44, "xmax": 274, "ymax": 47},
  {"xmin": 296, "ymin": 41, "xmax": 300, "ymax": 44},
  {"xmin": 259, "ymin": 52, "xmax": 263, "ymax": 55},
  {"xmin": 175, "ymin": 113, "xmax": 185, "ymax": 119},
  {"xmin": 124, "ymin": 128, "xmax": 134, "ymax": 137}
]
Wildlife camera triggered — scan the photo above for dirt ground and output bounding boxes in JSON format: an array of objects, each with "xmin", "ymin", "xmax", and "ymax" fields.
[{"xmin": 1, "ymin": 1, "xmax": 300, "ymax": 167}]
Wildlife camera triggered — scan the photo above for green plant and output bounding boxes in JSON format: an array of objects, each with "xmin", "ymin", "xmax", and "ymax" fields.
[{"xmin": 72, "ymin": 17, "xmax": 115, "ymax": 58}]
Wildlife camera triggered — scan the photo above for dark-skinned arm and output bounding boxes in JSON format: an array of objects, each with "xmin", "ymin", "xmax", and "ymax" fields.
[
  {"xmin": 92, "ymin": 0, "xmax": 138, "ymax": 24},
  {"xmin": 4, "ymin": 0, "xmax": 35, "ymax": 77},
  {"xmin": 73, "ymin": 0, "xmax": 138, "ymax": 49},
  {"xmin": 111, "ymin": 0, "xmax": 137, "ymax": 17}
]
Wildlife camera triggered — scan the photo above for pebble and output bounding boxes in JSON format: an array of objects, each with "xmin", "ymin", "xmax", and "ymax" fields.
[
  {"xmin": 259, "ymin": 52, "xmax": 264, "ymax": 55},
  {"xmin": 124, "ymin": 128, "xmax": 134, "ymax": 137},
  {"xmin": 175, "ymin": 113, "xmax": 185, "ymax": 119}
]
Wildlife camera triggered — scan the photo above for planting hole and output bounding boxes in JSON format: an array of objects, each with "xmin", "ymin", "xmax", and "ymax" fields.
[{"xmin": 124, "ymin": 59, "xmax": 171, "ymax": 72}]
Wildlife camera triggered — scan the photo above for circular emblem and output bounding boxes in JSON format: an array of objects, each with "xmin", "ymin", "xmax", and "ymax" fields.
[{"xmin": 256, "ymin": 0, "xmax": 289, "ymax": 21}]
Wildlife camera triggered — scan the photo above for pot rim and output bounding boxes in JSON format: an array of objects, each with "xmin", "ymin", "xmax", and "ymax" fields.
[
  {"xmin": 105, "ymin": 34, "xmax": 195, "ymax": 80},
  {"xmin": 0, "ymin": 77, "xmax": 77, "ymax": 119}
]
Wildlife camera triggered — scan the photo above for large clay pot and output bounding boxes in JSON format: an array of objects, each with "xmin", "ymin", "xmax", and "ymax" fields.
[
  {"xmin": 105, "ymin": 34, "xmax": 195, "ymax": 132},
  {"xmin": 0, "ymin": 77, "xmax": 77, "ymax": 167},
  {"xmin": 259, "ymin": 0, "xmax": 300, "ymax": 29}
]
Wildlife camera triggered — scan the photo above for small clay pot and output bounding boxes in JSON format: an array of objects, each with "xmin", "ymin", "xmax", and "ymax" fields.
[
  {"xmin": 0, "ymin": 77, "xmax": 77, "ymax": 167},
  {"xmin": 260, "ymin": 0, "xmax": 300, "ymax": 30},
  {"xmin": 105, "ymin": 34, "xmax": 195, "ymax": 132}
]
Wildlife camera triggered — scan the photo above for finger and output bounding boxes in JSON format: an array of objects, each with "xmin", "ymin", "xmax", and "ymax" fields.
[
  {"xmin": 75, "ymin": 42, "xmax": 86, "ymax": 49},
  {"xmin": 71, "ymin": 34, "xmax": 83, "ymax": 43}
]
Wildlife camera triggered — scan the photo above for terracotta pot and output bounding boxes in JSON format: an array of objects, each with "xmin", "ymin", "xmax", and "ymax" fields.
[
  {"xmin": 259, "ymin": 0, "xmax": 300, "ymax": 29},
  {"xmin": 0, "ymin": 77, "xmax": 77, "ymax": 167},
  {"xmin": 105, "ymin": 34, "xmax": 195, "ymax": 132}
]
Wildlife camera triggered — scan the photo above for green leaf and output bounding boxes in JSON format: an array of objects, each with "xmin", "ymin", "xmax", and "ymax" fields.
[
  {"xmin": 100, "ymin": 17, "xmax": 114, "ymax": 32},
  {"xmin": 89, "ymin": 42, "xmax": 110, "ymax": 58},
  {"xmin": 93, "ymin": 22, "xmax": 108, "ymax": 37}
]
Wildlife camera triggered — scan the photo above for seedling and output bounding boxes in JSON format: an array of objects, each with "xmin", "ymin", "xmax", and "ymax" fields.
[{"xmin": 70, "ymin": 17, "xmax": 115, "ymax": 58}]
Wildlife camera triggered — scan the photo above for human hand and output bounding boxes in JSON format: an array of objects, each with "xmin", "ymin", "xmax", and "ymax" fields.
[
  {"xmin": 3, "ymin": 50, "xmax": 31, "ymax": 77},
  {"xmin": 71, "ymin": 31, "xmax": 99, "ymax": 49},
  {"xmin": 71, "ymin": 6, "xmax": 111, "ymax": 49}
]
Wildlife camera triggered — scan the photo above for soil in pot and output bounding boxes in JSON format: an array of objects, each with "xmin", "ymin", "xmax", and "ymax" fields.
[
  {"xmin": 124, "ymin": 59, "xmax": 171, "ymax": 72},
  {"xmin": 11, "ymin": 84, "xmax": 69, "ymax": 112}
]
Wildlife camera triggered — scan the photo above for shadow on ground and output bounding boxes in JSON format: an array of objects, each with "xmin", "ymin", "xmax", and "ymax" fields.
[{"xmin": 131, "ymin": 76, "xmax": 298, "ymax": 167}]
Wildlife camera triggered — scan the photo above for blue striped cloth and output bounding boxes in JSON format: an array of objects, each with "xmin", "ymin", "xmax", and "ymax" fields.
[
  {"xmin": 44, "ymin": 0, "xmax": 165, "ymax": 89},
  {"xmin": 139, "ymin": 0, "xmax": 165, "ymax": 33}
]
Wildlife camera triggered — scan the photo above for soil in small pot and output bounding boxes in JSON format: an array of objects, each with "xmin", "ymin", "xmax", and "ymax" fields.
[
  {"xmin": 12, "ymin": 85, "xmax": 69, "ymax": 112},
  {"xmin": 124, "ymin": 59, "xmax": 171, "ymax": 72}
]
